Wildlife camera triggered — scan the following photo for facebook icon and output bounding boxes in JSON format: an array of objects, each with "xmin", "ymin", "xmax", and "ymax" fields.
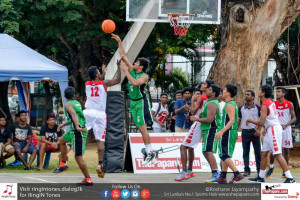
[{"xmin": 101, "ymin": 189, "xmax": 111, "ymax": 199}]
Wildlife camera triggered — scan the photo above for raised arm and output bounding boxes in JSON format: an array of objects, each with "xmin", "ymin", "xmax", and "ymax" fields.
[
  {"xmin": 99, "ymin": 64, "xmax": 107, "ymax": 81},
  {"xmin": 103, "ymin": 58, "xmax": 122, "ymax": 87},
  {"xmin": 120, "ymin": 61, "xmax": 148, "ymax": 86},
  {"xmin": 111, "ymin": 34, "xmax": 133, "ymax": 72}
]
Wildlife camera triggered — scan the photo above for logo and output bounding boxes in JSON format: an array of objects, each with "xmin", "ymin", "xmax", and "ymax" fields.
[
  {"xmin": 121, "ymin": 189, "xmax": 130, "ymax": 199},
  {"xmin": 101, "ymin": 189, "xmax": 110, "ymax": 199},
  {"xmin": 111, "ymin": 189, "xmax": 120, "ymax": 199},
  {"xmin": 265, "ymin": 184, "xmax": 281, "ymax": 190},
  {"xmin": 131, "ymin": 189, "xmax": 140, "ymax": 199},
  {"xmin": 1, "ymin": 184, "xmax": 17, "ymax": 199},
  {"xmin": 141, "ymin": 189, "xmax": 150, "ymax": 199}
]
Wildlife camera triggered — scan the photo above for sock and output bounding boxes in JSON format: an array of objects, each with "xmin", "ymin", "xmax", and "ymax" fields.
[
  {"xmin": 188, "ymin": 166, "xmax": 192, "ymax": 171},
  {"xmin": 284, "ymin": 170, "xmax": 293, "ymax": 179},
  {"xmin": 269, "ymin": 164, "xmax": 274, "ymax": 168},
  {"xmin": 183, "ymin": 168, "xmax": 188, "ymax": 172},
  {"xmin": 259, "ymin": 169, "xmax": 266, "ymax": 178},
  {"xmin": 233, "ymin": 171, "xmax": 240, "ymax": 176},
  {"xmin": 145, "ymin": 144, "xmax": 152, "ymax": 154},
  {"xmin": 221, "ymin": 171, "xmax": 227, "ymax": 178},
  {"xmin": 99, "ymin": 161, "xmax": 103, "ymax": 166},
  {"xmin": 60, "ymin": 161, "xmax": 67, "ymax": 167},
  {"xmin": 212, "ymin": 169, "xmax": 219, "ymax": 174}
]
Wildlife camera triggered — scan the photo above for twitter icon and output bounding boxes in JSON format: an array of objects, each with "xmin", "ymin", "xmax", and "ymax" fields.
[{"xmin": 121, "ymin": 189, "xmax": 130, "ymax": 199}]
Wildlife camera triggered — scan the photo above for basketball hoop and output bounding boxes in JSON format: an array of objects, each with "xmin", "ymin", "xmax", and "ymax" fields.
[{"xmin": 168, "ymin": 14, "xmax": 195, "ymax": 37}]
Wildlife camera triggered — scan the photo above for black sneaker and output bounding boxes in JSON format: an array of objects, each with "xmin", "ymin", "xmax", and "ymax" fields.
[
  {"xmin": 150, "ymin": 150, "xmax": 158, "ymax": 164},
  {"xmin": 52, "ymin": 165, "xmax": 69, "ymax": 173},
  {"xmin": 284, "ymin": 178, "xmax": 296, "ymax": 183},
  {"xmin": 76, "ymin": 179, "xmax": 93, "ymax": 186},
  {"xmin": 249, "ymin": 176, "xmax": 265, "ymax": 183},
  {"xmin": 243, "ymin": 171, "xmax": 250, "ymax": 177},
  {"xmin": 24, "ymin": 166, "xmax": 30, "ymax": 170}
]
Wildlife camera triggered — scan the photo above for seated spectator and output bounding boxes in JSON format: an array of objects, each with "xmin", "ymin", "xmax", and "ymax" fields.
[
  {"xmin": 0, "ymin": 116, "xmax": 15, "ymax": 169},
  {"xmin": 12, "ymin": 110, "xmax": 37, "ymax": 170},
  {"xmin": 151, "ymin": 93, "xmax": 169, "ymax": 133},
  {"xmin": 38, "ymin": 113, "xmax": 62, "ymax": 170},
  {"xmin": 8, "ymin": 112, "xmax": 21, "ymax": 167}
]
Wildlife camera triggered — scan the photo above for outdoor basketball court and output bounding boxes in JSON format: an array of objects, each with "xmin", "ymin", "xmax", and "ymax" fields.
[{"xmin": 0, "ymin": 173, "xmax": 299, "ymax": 184}]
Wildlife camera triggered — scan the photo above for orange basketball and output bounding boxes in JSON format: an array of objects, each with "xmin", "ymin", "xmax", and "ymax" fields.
[{"xmin": 101, "ymin": 19, "xmax": 116, "ymax": 33}]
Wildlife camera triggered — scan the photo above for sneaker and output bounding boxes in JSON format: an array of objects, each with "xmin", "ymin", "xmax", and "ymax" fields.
[
  {"xmin": 216, "ymin": 176, "xmax": 227, "ymax": 184},
  {"xmin": 186, "ymin": 173, "xmax": 191, "ymax": 179},
  {"xmin": 24, "ymin": 166, "xmax": 30, "ymax": 170},
  {"xmin": 205, "ymin": 172, "xmax": 219, "ymax": 183},
  {"xmin": 142, "ymin": 152, "xmax": 154, "ymax": 166},
  {"xmin": 96, "ymin": 164, "xmax": 105, "ymax": 178},
  {"xmin": 229, "ymin": 173, "xmax": 244, "ymax": 184},
  {"xmin": 175, "ymin": 172, "xmax": 188, "ymax": 181},
  {"xmin": 249, "ymin": 176, "xmax": 265, "ymax": 183},
  {"xmin": 9, "ymin": 160, "xmax": 21, "ymax": 166},
  {"xmin": 52, "ymin": 165, "xmax": 69, "ymax": 173},
  {"xmin": 188, "ymin": 170, "xmax": 195, "ymax": 178},
  {"xmin": 150, "ymin": 150, "xmax": 158, "ymax": 165},
  {"xmin": 243, "ymin": 171, "xmax": 250, "ymax": 177},
  {"xmin": 282, "ymin": 173, "xmax": 286, "ymax": 178},
  {"xmin": 76, "ymin": 178, "xmax": 93, "ymax": 186},
  {"xmin": 265, "ymin": 168, "xmax": 274, "ymax": 178},
  {"xmin": 284, "ymin": 178, "xmax": 295, "ymax": 183}
]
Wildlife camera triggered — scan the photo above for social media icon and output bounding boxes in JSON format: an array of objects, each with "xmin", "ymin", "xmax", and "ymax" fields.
[
  {"xmin": 131, "ymin": 189, "xmax": 140, "ymax": 199},
  {"xmin": 111, "ymin": 189, "xmax": 120, "ymax": 199},
  {"xmin": 121, "ymin": 189, "xmax": 130, "ymax": 199},
  {"xmin": 141, "ymin": 189, "xmax": 150, "ymax": 199},
  {"xmin": 101, "ymin": 189, "xmax": 111, "ymax": 199}
]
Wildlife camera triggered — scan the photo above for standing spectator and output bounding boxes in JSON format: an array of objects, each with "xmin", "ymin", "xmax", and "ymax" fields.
[
  {"xmin": 0, "ymin": 116, "xmax": 15, "ymax": 169},
  {"xmin": 168, "ymin": 91, "xmax": 183, "ymax": 132},
  {"xmin": 174, "ymin": 87, "xmax": 193, "ymax": 132},
  {"xmin": 151, "ymin": 93, "xmax": 169, "ymax": 133},
  {"xmin": 38, "ymin": 113, "xmax": 62, "ymax": 170},
  {"xmin": 12, "ymin": 110, "xmax": 38, "ymax": 170},
  {"xmin": 238, "ymin": 90, "xmax": 261, "ymax": 176}
]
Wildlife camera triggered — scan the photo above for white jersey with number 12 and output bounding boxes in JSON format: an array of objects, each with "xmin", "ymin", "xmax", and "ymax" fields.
[{"xmin": 85, "ymin": 81, "xmax": 107, "ymax": 112}]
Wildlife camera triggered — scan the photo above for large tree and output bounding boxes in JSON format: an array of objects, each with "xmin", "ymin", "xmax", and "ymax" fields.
[{"xmin": 209, "ymin": 0, "xmax": 300, "ymax": 104}]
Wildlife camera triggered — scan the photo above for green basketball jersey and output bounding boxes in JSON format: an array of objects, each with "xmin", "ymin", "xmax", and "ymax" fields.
[
  {"xmin": 221, "ymin": 100, "xmax": 238, "ymax": 130},
  {"xmin": 128, "ymin": 70, "xmax": 148, "ymax": 100},
  {"xmin": 65, "ymin": 99, "xmax": 86, "ymax": 131},
  {"xmin": 200, "ymin": 99, "xmax": 221, "ymax": 131}
]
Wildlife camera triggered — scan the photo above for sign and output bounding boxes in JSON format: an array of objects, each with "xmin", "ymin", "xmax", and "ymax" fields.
[{"xmin": 129, "ymin": 132, "xmax": 257, "ymax": 173}]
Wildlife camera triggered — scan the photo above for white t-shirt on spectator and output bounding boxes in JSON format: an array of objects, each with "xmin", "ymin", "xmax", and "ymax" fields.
[{"xmin": 152, "ymin": 103, "xmax": 169, "ymax": 129}]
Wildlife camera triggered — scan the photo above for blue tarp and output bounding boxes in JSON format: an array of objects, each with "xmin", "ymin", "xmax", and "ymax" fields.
[{"xmin": 0, "ymin": 33, "xmax": 68, "ymax": 105}]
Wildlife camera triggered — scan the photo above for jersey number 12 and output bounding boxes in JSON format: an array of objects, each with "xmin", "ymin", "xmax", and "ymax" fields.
[{"xmin": 91, "ymin": 86, "xmax": 99, "ymax": 97}]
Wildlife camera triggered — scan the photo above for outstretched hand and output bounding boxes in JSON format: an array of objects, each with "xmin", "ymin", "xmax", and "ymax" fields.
[
  {"xmin": 117, "ymin": 56, "xmax": 124, "ymax": 67},
  {"xmin": 111, "ymin": 33, "xmax": 121, "ymax": 43},
  {"xmin": 120, "ymin": 60, "xmax": 128, "ymax": 72},
  {"xmin": 102, "ymin": 64, "xmax": 107, "ymax": 75}
]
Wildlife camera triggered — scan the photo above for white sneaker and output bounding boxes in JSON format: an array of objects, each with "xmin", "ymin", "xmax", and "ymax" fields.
[
  {"xmin": 150, "ymin": 150, "xmax": 158, "ymax": 164},
  {"xmin": 142, "ymin": 152, "xmax": 153, "ymax": 166}
]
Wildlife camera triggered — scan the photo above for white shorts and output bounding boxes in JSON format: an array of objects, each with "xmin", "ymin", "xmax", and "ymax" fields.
[
  {"xmin": 153, "ymin": 127, "xmax": 166, "ymax": 133},
  {"xmin": 182, "ymin": 122, "xmax": 202, "ymax": 149},
  {"xmin": 83, "ymin": 109, "xmax": 107, "ymax": 142},
  {"xmin": 262, "ymin": 125, "xmax": 282, "ymax": 155},
  {"xmin": 282, "ymin": 126, "xmax": 293, "ymax": 148}
]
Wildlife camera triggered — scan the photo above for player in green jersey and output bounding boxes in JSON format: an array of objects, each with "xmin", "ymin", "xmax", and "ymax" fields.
[
  {"xmin": 215, "ymin": 84, "xmax": 244, "ymax": 184},
  {"xmin": 112, "ymin": 34, "xmax": 157, "ymax": 166},
  {"xmin": 53, "ymin": 87, "xmax": 92, "ymax": 186}
]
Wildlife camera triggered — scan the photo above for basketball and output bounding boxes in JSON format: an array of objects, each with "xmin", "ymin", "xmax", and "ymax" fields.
[{"xmin": 101, "ymin": 19, "xmax": 116, "ymax": 34}]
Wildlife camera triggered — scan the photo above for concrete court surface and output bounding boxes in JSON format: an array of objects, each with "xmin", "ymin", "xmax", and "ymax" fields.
[{"xmin": 0, "ymin": 173, "xmax": 299, "ymax": 183}]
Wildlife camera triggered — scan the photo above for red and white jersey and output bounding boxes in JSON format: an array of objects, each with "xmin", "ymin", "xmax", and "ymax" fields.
[
  {"xmin": 85, "ymin": 81, "xmax": 107, "ymax": 112},
  {"xmin": 275, "ymin": 99, "xmax": 292, "ymax": 125},
  {"xmin": 261, "ymin": 99, "xmax": 280, "ymax": 129},
  {"xmin": 195, "ymin": 94, "xmax": 208, "ymax": 118}
]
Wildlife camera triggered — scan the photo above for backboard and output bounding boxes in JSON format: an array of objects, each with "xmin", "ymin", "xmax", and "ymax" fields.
[{"xmin": 126, "ymin": 0, "xmax": 221, "ymax": 24}]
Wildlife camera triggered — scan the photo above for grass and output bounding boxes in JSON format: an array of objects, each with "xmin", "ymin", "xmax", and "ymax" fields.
[{"xmin": 0, "ymin": 143, "xmax": 99, "ymax": 174}]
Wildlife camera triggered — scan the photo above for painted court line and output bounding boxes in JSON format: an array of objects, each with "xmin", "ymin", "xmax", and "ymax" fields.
[{"xmin": 26, "ymin": 177, "xmax": 57, "ymax": 183}]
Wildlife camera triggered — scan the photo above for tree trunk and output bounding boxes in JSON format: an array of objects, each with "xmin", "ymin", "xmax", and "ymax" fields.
[{"xmin": 209, "ymin": 0, "xmax": 300, "ymax": 104}]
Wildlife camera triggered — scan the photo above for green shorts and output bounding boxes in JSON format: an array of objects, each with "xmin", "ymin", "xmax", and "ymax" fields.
[
  {"xmin": 218, "ymin": 129, "xmax": 238, "ymax": 158},
  {"xmin": 130, "ymin": 98, "xmax": 153, "ymax": 127},
  {"xmin": 63, "ymin": 130, "xmax": 87, "ymax": 156},
  {"xmin": 202, "ymin": 129, "xmax": 218, "ymax": 154}
]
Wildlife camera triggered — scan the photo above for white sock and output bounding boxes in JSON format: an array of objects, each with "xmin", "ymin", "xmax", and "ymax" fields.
[
  {"xmin": 259, "ymin": 169, "xmax": 266, "ymax": 178},
  {"xmin": 145, "ymin": 144, "xmax": 152, "ymax": 154},
  {"xmin": 284, "ymin": 170, "xmax": 293, "ymax": 179},
  {"xmin": 269, "ymin": 164, "xmax": 274, "ymax": 168}
]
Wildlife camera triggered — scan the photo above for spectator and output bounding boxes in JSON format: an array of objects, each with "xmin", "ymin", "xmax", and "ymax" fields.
[
  {"xmin": 168, "ymin": 90, "xmax": 183, "ymax": 132},
  {"xmin": 8, "ymin": 112, "xmax": 21, "ymax": 167},
  {"xmin": 38, "ymin": 113, "xmax": 62, "ymax": 170},
  {"xmin": 0, "ymin": 116, "xmax": 15, "ymax": 169},
  {"xmin": 238, "ymin": 90, "xmax": 261, "ymax": 176},
  {"xmin": 151, "ymin": 93, "xmax": 169, "ymax": 133},
  {"xmin": 174, "ymin": 87, "xmax": 193, "ymax": 132},
  {"xmin": 12, "ymin": 110, "xmax": 38, "ymax": 170}
]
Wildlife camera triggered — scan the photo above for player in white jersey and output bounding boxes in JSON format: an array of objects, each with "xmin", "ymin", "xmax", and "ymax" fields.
[
  {"xmin": 175, "ymin": 80, "xmax": 214, "ymax": 181},
  {"xmin": 84, "ymin": 59, "xmax": 122, "ymax": 178},
  {"xmin": 266, "ymin": 87, "xmax": 296, "ymax": 178},
  {"xmin": 247, "ymin": 85, "xmax": 295, "ymax": 183}
]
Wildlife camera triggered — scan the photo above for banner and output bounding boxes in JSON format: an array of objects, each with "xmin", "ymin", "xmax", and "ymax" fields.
[{"xmin": 129, "ymin": 132, "xmax": 257, "ymax": 173}]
